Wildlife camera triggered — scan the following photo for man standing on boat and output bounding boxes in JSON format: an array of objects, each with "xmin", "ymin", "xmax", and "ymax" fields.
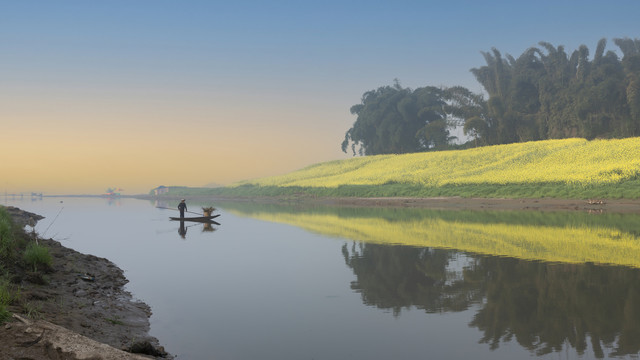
[{"xmin": 178, "ymin": 199, "xmax": 187, "ymax": 218}]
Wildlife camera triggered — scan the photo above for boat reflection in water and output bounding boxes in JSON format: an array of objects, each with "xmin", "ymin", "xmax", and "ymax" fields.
[
  {"xmin": 219, "ymin": 201, "xmax": 640, "ymax": 358},
  {"xmin": 154, "ymin": 200, "xmax": 221, "ymax": 238},
  {"xmin": 174, "ymin": 218, "xmax": 221, "ymax": 239}
]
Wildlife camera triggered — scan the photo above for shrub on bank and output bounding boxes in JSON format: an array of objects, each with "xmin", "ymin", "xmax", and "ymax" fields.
[
  {"xmin": 0, "ymin": 213, "xmax": 14, "ymax": 258},
  {"xmin": 23, "ymin": 242, "xmax": 52, "ymax": 272},
  {"xmin": 0, "ymin": 279, "xmax": 17, "ymax": 324},
  {"xmin": 0, "ymin": 206, "xmax": 52, "ymax": 324},
  {"xmin": 0, "ymin": 304, "xmax": 9, "ymax": 323}
]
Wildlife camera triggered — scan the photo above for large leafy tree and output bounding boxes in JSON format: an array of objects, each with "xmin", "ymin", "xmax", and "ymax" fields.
[
  {"xmin": 443, "ymin": 86, "xmax": 492, "ymax": 146},
  {"xmin": 343, "ymin": 37, "xmax": 640, "ymax": 155},
  {"xmin": 342, "ymin": 81, "xmax": 449, "ymax": 155}
]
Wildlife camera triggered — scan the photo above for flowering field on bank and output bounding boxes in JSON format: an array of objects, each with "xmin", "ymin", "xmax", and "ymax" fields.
[{"xmin": 237, "ymin": 138, "xmax": 640, "ymax": 188}]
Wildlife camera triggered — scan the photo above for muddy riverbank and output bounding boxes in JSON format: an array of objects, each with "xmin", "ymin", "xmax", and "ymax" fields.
[
  {"xmin": 144, "ymin": 194, "xmax": 640, "ymax": 213},
  {"xmin": 0, "ymin": 206, "xmax": 170, "ymax": 359}
]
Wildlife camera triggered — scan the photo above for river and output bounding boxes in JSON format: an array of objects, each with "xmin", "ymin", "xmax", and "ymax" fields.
[{"xmin": 3, "ymin": 196, "xmax": 640, "ymax": 359}]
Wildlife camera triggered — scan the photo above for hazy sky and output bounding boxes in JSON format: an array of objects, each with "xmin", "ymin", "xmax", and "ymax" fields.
[{"xmin": 2, "ymin": 1, "xmax": 639, "ymax": 194}]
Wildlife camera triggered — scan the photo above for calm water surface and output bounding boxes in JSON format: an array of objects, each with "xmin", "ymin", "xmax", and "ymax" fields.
[{"xmin": 3, "ymin": 196, "xmax": 640, "ymax": 359}]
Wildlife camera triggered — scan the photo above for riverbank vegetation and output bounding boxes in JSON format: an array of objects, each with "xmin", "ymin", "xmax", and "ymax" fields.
[
  {"xmin": 0, "ymin": 207, "xmax": 51, "ymax": 324},
  {"xmin": 343, "ymin": 38, "xmax": 640, "ymax": 156},
  {"xmin": 153, "ymin": 37, "xmax": 640, "ymax": 200},
  {"xmin": 154, "ymin": 137, "xmax": 640, "ymax": 199}
]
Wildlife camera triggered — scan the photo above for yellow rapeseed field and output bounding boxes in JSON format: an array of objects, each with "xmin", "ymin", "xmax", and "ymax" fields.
[{"xmin": 237, "ymin": 138, "xmax": 640, "ymax": 188}]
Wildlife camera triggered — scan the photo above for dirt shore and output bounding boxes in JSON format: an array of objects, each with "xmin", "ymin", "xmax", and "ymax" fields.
[
  {"xmin": 166, "ymin": 195, "xmax": 640, "ymax": 214},
  {"xmin": 0, "ymin": 206, "xmax": 170, "ymax": 360}
]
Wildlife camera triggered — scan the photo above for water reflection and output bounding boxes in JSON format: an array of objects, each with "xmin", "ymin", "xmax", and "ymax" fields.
[
  {"xmin": 178, "ymin": 220, "xmax": 187, "ymax": 238},
  {"xmin": 219, "ymin": 202, "xmax": 640, "ymax": 268},
  {"xmin": 175, "ymin": 220, "xmax": 219, "ymax": 239},
  {"xmin": 219, "ymin": 201, "xmax": 640, "ymax": 358},
  {"xmin": 471, "ymin": 257, "xmax": 640, "ymax": 357},
  {"xmin": 154, "ymin": 200, "xmax": 221, "ymax": 239},
  {"xmin": 343, "ymin": 244, "xmax": 483, "ymax": 315},
  {"xmin": 343, "ymin": 242, "xmax": 640, "ymax": 358},
  {"xmin": 201, "ymin": 221, "xmax": 215, "ymax": 232}
]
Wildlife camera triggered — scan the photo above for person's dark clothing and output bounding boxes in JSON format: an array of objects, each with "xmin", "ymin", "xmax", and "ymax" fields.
[{"xmin": 178, "ymin": 202, "xmax": 187, "ymax": 218}]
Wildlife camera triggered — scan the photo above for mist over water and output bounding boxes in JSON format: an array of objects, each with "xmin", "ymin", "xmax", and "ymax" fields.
[{"xmin": 4, "ymin": 196, "xmax": 640, "ymax": 359}]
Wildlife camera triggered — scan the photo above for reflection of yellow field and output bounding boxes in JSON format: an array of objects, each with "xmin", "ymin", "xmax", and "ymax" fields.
[
  {"xmin": 236, "ymin": 138, "xmax": 640, "ymax": 187},
  {"xmin": 246, "ymin": 212, "xmax": 640, "ymax": 268}
]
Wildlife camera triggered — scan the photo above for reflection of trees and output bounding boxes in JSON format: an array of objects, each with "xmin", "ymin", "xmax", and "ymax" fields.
[
  {"xmin": 343, "ymin": 242, "xmax": 640, "ymax": 358},
  {"xmin": 470, "ymin": 257, "xmax": 640, "ymax": 358},
  {"xmin": 342, "ymin": 243, "xmax": 484, "ymax": 315},
  {"xmin": 223, "ymin": 200, "xmax": 640, "ymax": 357}
]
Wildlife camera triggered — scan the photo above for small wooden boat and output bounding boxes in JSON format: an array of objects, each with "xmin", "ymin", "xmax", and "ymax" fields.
[{"xmin": 170, "ymin": 214, "xmax": 221, "ymax": 222}]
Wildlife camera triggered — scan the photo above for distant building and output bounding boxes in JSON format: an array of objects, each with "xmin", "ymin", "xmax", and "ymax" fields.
[
  {"xmin": 104, "ymin": 187, "xmax": 123, "ymax": 196},
  {"xmin": 154, "ymin": 186, "xmax": 169, "ymax": 195}
]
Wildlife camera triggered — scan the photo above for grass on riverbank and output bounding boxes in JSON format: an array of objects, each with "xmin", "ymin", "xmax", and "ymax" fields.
[
  {"xmin": 185, "ymin": 180, "xmax": 640, "ymax": 199},
  {"xmin": 0, "ymin": 207, "xmax": 51, "ymax": 324},
  {"xmin": 156, "ymin": 138, "xmax": 640, "ymax": 200}
]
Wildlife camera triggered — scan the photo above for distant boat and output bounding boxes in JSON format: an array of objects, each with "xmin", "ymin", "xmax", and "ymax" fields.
[{"xmin": 169, "ymin": 214, "xmax": 221, "ymax": 222}]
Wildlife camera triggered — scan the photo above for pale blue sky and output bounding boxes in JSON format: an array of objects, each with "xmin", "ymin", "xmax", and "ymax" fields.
[
  {"xmin": 2, "ymin": 1, "xmax": 639, "ymax": 193},
  {"xmin": 5, "ymin": 1, "xmax": 638, "ymax": 91}
]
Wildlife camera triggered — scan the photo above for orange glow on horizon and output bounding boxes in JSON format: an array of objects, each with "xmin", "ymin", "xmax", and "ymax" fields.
[
  {"xmin": 1, "ymin": 110, "xmax": 348, "ymax": 195},
  {"xmin": 1, "ymin": 62, "xmax": 352, "ymax": 195}
]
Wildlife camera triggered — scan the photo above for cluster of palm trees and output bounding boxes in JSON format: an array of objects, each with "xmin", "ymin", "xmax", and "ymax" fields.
[
  {"xmin": 466, "ymin": 37, "xmax": 640, "ymax": 145},
  {"xmin": 342, "ymin": 37, "xmax": 640, "ymax": 155}
]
